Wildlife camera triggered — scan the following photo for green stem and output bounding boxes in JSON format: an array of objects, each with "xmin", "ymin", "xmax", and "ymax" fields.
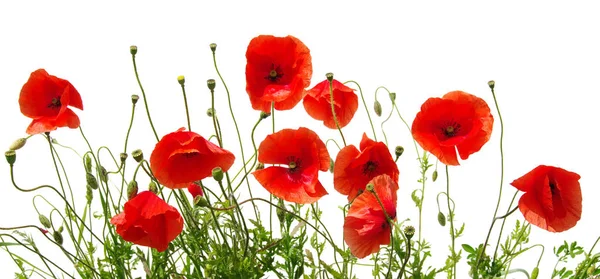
[
  {"xmin": 344, "ymin": 80, "xmax": 377, "ymax": 141},
  {"xmin": 179, "ymin": 82, "xmax": 192, "ymax": 131},
  {"xmin": 131, "ymin": 53, "xmax": 159, "ymax": 142},
  {"xmin": 445, "ymin": 165, "xmax": 456, "ymax": 279},
  {"xmin": 327, "ymin": 75, "xmax": 347, "ymax": 146}
]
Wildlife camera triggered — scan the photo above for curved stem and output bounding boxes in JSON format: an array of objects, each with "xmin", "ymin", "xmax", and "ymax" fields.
[
  {"xmin": 344, "ymin": 80, "xmax": 377, "ymax": 141},
  {"xmin": 131, "ymin": 53, "xmax": 159, "ymax": 142}
]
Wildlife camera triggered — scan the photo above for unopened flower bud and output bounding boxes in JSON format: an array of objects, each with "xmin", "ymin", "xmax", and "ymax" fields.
[
  {"xmin": 193, "ymin": 195, "xmax": 208, "ymax": 207},
  {"xmin": 329, "ymin": 158, "xmax": 334, "ymax": 173},
  {"xmin": 206, "ymin": 108, "xmax": 215, "ymax": 117},
  {"xmin": 5, "ymin": 150, "xmax": 16, "ymax": 166},
  {"xmin": 177, "ymin": 75, "xmax": 185, "ymax": 85},
  {"xmin": 210, "ymin": 43, "xmax": 217, "ymax": 52},
  {"xmin": 325, "ymin": 72, "xmax": 334, "ymax": 82},
  {"xmin": 260, "ymin": 111, "xmax": 271, "ymax": 120},
  {"xmin": 212, "ymin": 167, "xmax": 223, "ymax": 182},
  {"xmin": 86, "ymin": 185, "xmax": 93, "ymax": 204},
  {"xmin": 84, "ymin": 154, "xmax": 92, "ymax": 173},
  {"xmin": 207, "ymin": 79, "xmax": 216, "ymax": 91},
  {"xmin": 395, "ymin": 146, "xmax": 404, "ymax": 159},
  {"xmin": 131, "ymin": 94, "xmax": 139, "ymax": 105},
  {"xmin": 389, "ymin": 92, "xmax": 396, "ymax": 102},
  {"xmin": 404, "ymin": 226, "xmax": 415, "ymax": 240},
  {"xmin": 132, "ymin": 149, "xmax": 144, "ymax": 162},
  {"xmin": 432, "ymin": 170, "xmax": 438, "ymax": 182},
  {"xmin": 587, "ymin": 266, "xmax": 595, "ymax": 276},
  {"xmin": 53, "ymin": 230, "xmax": 63, "ymax": 245},
  {"xmin": 9, "ymin": 138, "xmax": 27, "ymax": 151},
  {"xmin": 98, "ymin": 166, "xmax": 108, "ymax": 183},
  {"xmin": 531, "ymin": 267, "xmax": 539, "ymax": 279},
  {"xmin": 130, "ymin": 45, "xmax": 138, "ymax": 55},
  {"xmin": 366, "ymin": 183, "xmax": 375, "ymax": 193},
  {"xmin": 120, "ymin": 152, "xmax": 128, "ymax": 163},
  {"xmin": 127, "ymin": 181, "xmax": 138, "ymax": 200},
  {"xmin": 437, "ymin": 212, "xmax": 446, "ymax": 226},
  {"xmin": 374, "ymin": 100, "xmax": 382, "ymax": 117},
  {"xmin": 149, "ymin": 181, "xmax": 158, "ymax": 194},
  {"xmin": 38, "ymin": 215, "xmax": 51, "ymax": 228},
  {"xmin": 276, "ymin": 200, "xmax": 285, "ymax": 223},
  {"xmin": 57, "ymin": 225, "xmax": 64, "ymax": 233},
  {"xmin": 86, "ymin": 172, "xmax": 99, "ymax": 190},
  {"xmin": 255, "ymin": 163, "xmax": 265, "ymax": 171},
  {"xmin": 488, "ymin": 80, "xmax": 495, "ymax": 90}
]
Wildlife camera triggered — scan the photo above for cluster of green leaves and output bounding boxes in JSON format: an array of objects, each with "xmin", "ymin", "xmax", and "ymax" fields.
[{"xmin": 552, "ymin": 240, "xmax": 599, "ymax": 279}]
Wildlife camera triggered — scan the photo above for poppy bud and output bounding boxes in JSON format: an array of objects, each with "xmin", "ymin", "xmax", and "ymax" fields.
[
  {"xmin": 38, "ymin": 215, "xmax": 51, "ymax": 228},
  {"xmin": 9, "ymin": 138, "xmax": 27, "ymax": 151},
  {"xmin": 84, "ymin": 154, "xmax": 92, "ymax": 173},
  {"xmin": 329, "ymin": 157, "xmax": 334, "ymax": 173},
  {"xmin": 177, "ymin": 75, "xmax": 185, "ymax": 85},
  {"xmin": 5, "ymin": 150, "xmax": 16, "ymax": 166},
  {"xmin": 149, "ymin": 181, "xmax": 159, "ymax": 194},
  {"xmin": 212, "ymin": 167, "xmax": 224, "ymax": 182},
  {"xmin": 194, "ymin": 195, "xmax": 208, "ymax": 207},
  {"xmin": 51, "ymin": 138, "xmax": 59, "ymax": 144},
  {"xmin": 131, "ymin": 94, "xmax": 139, "ymax": 105},
  {"xmin": 395, "ymin": 146, "xmax": 404, "ymax": 159},
  {"xmin": 98, "ymin": 166, "xmax": 108, "ymax": 184},
  {"xmin": 52, "ymin": 230, "xmax": 63, "ymax": 245},
  {"xmin": 260, "ymin": 111, "xmax": 271, "ymax": 120},
  {"xmin": 276, "ymin": 199, "xmax": 285, "ymax": 223},
  {"xmin": 404, "ymin": 226, "xmax": 415, "ymax": 240},
  {"xmin": 86, "ymin": 185, "xmax": 93, "ymax": 204},
  {"xmin": 130, "ymin": 45, "xmax": 138, "ymax": 55},
  {"xmin": 57, "ymin": 225, "xmax": 64, "ymax": 233},
  {"xmin": 389, "ymin": 92, "xmax": 396, "ymax": 102},
  {"xmin": 207, "ymin": 79, "xmax": 216, "ymax": 91},
  {"xmin": 531, "ymin": 267, "xmax": 539, "ymax": 279},
  {"xmin": 255, "ymin": 163, "xmax": 265, "ymax": 171},
  {"xmin": 374, "ymin": 100, "xmax": 382, "ymax": 117},
  {"xmin": 210, "ymin": 43, "xmax": 217, "ymax": 52},
  {"xmin": 86, "ymin": 172, "xmax": 99, "ymax": 190},
  {"xmin": 437, "ymin": 212, "xmax": 446, "ymax": 226},
  {"xmin": 132, "ymin": 149, "xmax": 144, "ymax": 163},
  {"xmin": 120, "ymin": 152, "xmax": 128, "ymax": 163},
  {"xmin": 127, "ymin": 181, "xmax": 138, "ymax": 200},
  {"xmin": 325, "ymin": 72, "xmax": 334, "ymax": 82},
  {"xmin": 587, "ymin": 266, "xmax": 595, "ymax": 276},
  {"xmin": 432, "ymin": 170, "xmax": 438, "ymax": 182},
  {"xmin": 366, "ymin": 183, "xmax": 375, "ymax": 193},
  {"xmin": 206, "ymin": 108, "xmax": 215, "ymax": 117},
  {"xmin": 488, "ymin": 80, "xmax": 495, "ymax": 90}
]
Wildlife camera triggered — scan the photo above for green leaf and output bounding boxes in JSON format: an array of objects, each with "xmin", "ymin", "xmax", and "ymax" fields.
[{"xmin": 462, "ymin": 244, "xmax": 475, "ymax": 254}]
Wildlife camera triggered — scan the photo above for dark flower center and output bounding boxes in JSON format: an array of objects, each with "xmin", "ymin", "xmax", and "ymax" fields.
[
  {"xmin": 287, "ymin": 156, "xmax": 301, "ymax": 173},
  {"xmin": 265, "ymin": 64, "xmax": 284, "ymax": 83},
  {"xmin": 184, "ymin": 153, "xmax": 199, "ymax": 158},
  {"xmin": 48, "ymin": 97, "xmax": 62, "ymax": 109},
  {"xmin": 442, "ymin": 121, "xmax": 461, "ymax": 137},
  {"xmin": 549, "ymin": 181, "xmax": 557, "ymax": 196},
  {"xmin": 362, "ymin": 161, "xmax": 378, "ymax": 177}
]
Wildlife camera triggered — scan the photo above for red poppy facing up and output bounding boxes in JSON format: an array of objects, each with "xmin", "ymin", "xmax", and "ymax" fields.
[
  {"xmin": 150, "ymin": 128, "xmax": 235, "ymax": 189},
  {"xmin": 510, "ymin": 165, "xmax": 582, "ymax": 232},
  {"xmin": 344, "ymin": 174, "xmax": 398, "ymax": 259},
  {"xmin": 110, "ymin": 191, "xmax": 184, "ymax": 252},
  {"xmin": 19, "ymin": 69, "xmax": 84, "ymax": 135},
  {"xmin": 245, "ymin": 35, "xmax": 313, "ymax": 112},
  {"xmin": 411, "ymin": 90, "xmax": 493, "ymax": 166},
  {"xmin": 303, "ymin": 79, "xmax": 358, "ymax": 129},
  {"xmin": 334, "ymin": 133, "xmax": 399, "ymax": 202},
  {"xmin": 252, "ymin": 127, "xmax": 330, "ymax": 204}
]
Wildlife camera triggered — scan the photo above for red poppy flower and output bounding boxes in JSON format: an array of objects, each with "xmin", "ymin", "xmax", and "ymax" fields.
[
  {"xmin": 334, "ymin": 133, "xmax": 399, "ymax": 202},
  {"xmin": 411, "ymin": 90, "xmax": 493, "ymax": 166},
  {"xmin": 344, "ymin": 174, "xmax": 398, "ymax": 259},
  {"xmin": 19, "ymin": 69, "xmax": 84, "ymax": 135},
  {"xmin": 150, "ymin": 128, "xmax": 235, "ymax": 189},
  {"xmin": 110, "ymin": 191, "xmax": 184, "ymax": 252},
  {"xmin": 245, "ymin": 35, "xmax": 313, "ymax": 112},
  {"xmin": 252, "ymin": 127, "xmax": 330, "ymax": 204},
  {"xmin": 303, "ymin": 79, "xmax": 358, "ymax": 129},
  {"xmin": 510, "ymin": 165, "xmax": 582, "ymax": 232},
  {"xmin": 187, "ymin": 182, "xmax": 203, "ymax": 198}
]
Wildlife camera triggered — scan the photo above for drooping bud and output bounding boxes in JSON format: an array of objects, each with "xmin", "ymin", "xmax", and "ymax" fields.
[
  {"xmin": 132, "ymin": 149, "xmax": 144, "ymax": 162},
  {"xmin": 9, "ymin": 138, "xmax": 27, "ymax": 151},
  {"xmin": 395, "ymin": 146, "xmax": 404, "ymax": 159},
  {"xmin": 86, "ymin": 172, "xmax": 99, "ymax": 190},
  {"xmin": 131, "ymin": 94, "xmax": 139, "ymax": 105},
  {"xmin": 255, "ymin": 163, "xmax": 265, "ymax": 171},
  {"xmin": 177, "ymin": 75, "xmax": 185, "ymax": 85},
  {"xmin": 193, "ymin": 195, "xmax": 208, "ymax": 207},
  {"xmin": 404, "ymin": 226, "xmax": 415, "ymax": 240},
  {"xmin": 38, "ymin": 215, "xmax": 51, "ymax": 228},
  {"xmin": 325, "ymin": 72, "xmax": 334, "ymax": 82},
  {"xmin": 488, "ymin": 80, "xmax": 495, "ymax": 90},
  {"xmin": 374, "ymin": 100, "xmax": 382, "ymax": 117},
  {"xmin": 5, "ymin": 150, "xmax": 16, "ymax": 166},
  {"xmin": 531, "ymin": 267, "xmax": 539, "ymax": 279},
  {"xmin": 149, "ymin": 181, "xmax": 158, "ymax": 194},
  {"xmin": 212, "ymin": 167, "xmax": 223, "ymax": 182},
  {"xmin": 52, "ymin": 230, "xmax": 63, "ymax": 245},
  {"xmin": 437, "ymin": 212, "xmax": 446, "ymax": 226},
  {"xmin": 329, "ymin": 157, "xmax": 334, "ymax": 173},
  {"xmin": 260, "ymin": 111, "xmax": 271, "ymax": 120},
  {"xmin": 130, "ymin": 45, "xmax": 138, "ymax": 55},
  {"xmin": 389, "ymin": 92, "xmax": 396, "ymax": 102},
  {"xmin": 210, "ymin": 43, "xmax": 217, "ymax": 52},
  {"xmin": 84, "ymin": 154, "xmax": 92, "ymax": 173},
  {"xmin": 206, "ymin": 108, "xmax": 215, "ymax": 117},
  {"xmin": 127, "ymin": 181, "xmax": 139, "ymax": 200},
  {"xmin": 432, "ymin": 170, "xmax": 438, "ymax": 182},
  {"xmin": 119, "ymin": 152, "xmax": 128, "ymax": 163},
  {"xmin": 57, "ymin": 225, "xmax": 64, "ymax": 233},
  {"xmin": 207, "ymin": 79, "xmax": 216, "ymax": 91},
  {"xmin": 98, "ymin": 166, "xmax": 108, "ymax": 184}
]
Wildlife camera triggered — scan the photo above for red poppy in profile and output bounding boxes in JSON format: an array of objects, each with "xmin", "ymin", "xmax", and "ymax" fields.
[
  {"xmin": 303, "ymin": 79, "xmax": 358, "ymax": 129},
  {"xmin": 110, "ymin": 191, "xmax": 184, "ymax": 252},
  {"xmin": 411, "ymin": 90, "xmax": 493, "ymax": 166},
  {"xmin": 245, "ymin": 35, "xmax": 313, "ymax": 112},
  {"xmin": 334, "ymin": 133, "xmax": 399, "ymax": 202},
  {"xmin": 187, "ymin": 182, "xmax": 203, "ymax": 198},
  {"xmin": 150, "ymin": 128, "xmax": 235, "ymax": 189},
  {"xmin": 510, "ymin": 165, "xmax": 582, "ymax": 232},
  {"xmin": 252, "ymin": 127, "xmax": 330, "ymax": 204},
  {"xmin": 344, "ymin": 174, "xmax": 398, "ymax": 259},
  {"xmin": 19, "ymin": 69, "xmax": 84, "ymax": 135}
]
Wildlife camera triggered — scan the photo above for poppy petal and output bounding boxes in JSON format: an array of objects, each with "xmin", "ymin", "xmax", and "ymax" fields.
[{"xmin": 253, "ymin": 166, "xmax": 323, "ymax": 204}]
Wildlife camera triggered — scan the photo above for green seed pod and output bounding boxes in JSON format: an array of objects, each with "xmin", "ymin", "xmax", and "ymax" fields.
[
  {"xmin": 119, "ymin": 152, "xmax": 128, "ymax": 163},
  {"xmin": 365, "ymin": 183, "xmax": 375, "ymax": 193},
  {"xmin": 325, "ymin": 72, "xmax": 334, "ymax": 82},
  {"xmin": 86, "ymin": 172, "xmax": 98, "ymax": 190},
  {"xmin": 5, "ymin": 151, "xmax": 16, "ymax": 166},
  {"xmin": 395, "ymin": 146, "xmax": 404, "ymax": 159},
  {"xmin": 177, "ymin": 75, "xmax": 185, "ymax": 85},
  {"xmin": 488, "ymin": 80, "xmax": 495, "ymax": 90},
  {"xmin": 437, "ymin": 212, "xmax": 446, "ymax": 226},
  {"xmin": 209, "ymin": 43, "xmax": 217, "ymax": 52},
  {"xmin": 130, "ymin": 45, "xmax": 138, "ymax": 55},
  {"xmin": 260, "ymin": 111, "xmax": 271, "ymax": 120},
  {"xmin": 212, "ymin": 167, "xmax": 223, "ymax": 182},
  {"xmin": 255, "ymin": 163, "xmax": 265, "ymax": 171},
  {"xmin": 207, "ymin": 79, "xmax": 216, "ymax": 91},
  {"xmin": 38, "ymin": 215, "xmax": 51, "ymax": 228},
  {"xmin": 374, "ymin": 100, "xmax": 382, "ymax": 117},
  {"xmin": 132, "ymin": 149, "xmax": 144, "ymax": 163},
  {"xmin": 389, "ymin": 92, "xmax": 396, "ymax": 102},
  {"xmin": 131, "ymin": 94, "xmax": 139, "ymax": 105},
  {"xmin": 404, "ymin": 226, "xmax": 415, "ymax": 240},
  {"xmin": 193, "ymin": 196, "xmax": 208, "ymax": 207}
]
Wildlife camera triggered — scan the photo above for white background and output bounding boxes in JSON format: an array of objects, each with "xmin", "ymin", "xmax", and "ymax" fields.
[{"xmin": 1, "ymin": 1, "xmax": 599, "ymax": 278}]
